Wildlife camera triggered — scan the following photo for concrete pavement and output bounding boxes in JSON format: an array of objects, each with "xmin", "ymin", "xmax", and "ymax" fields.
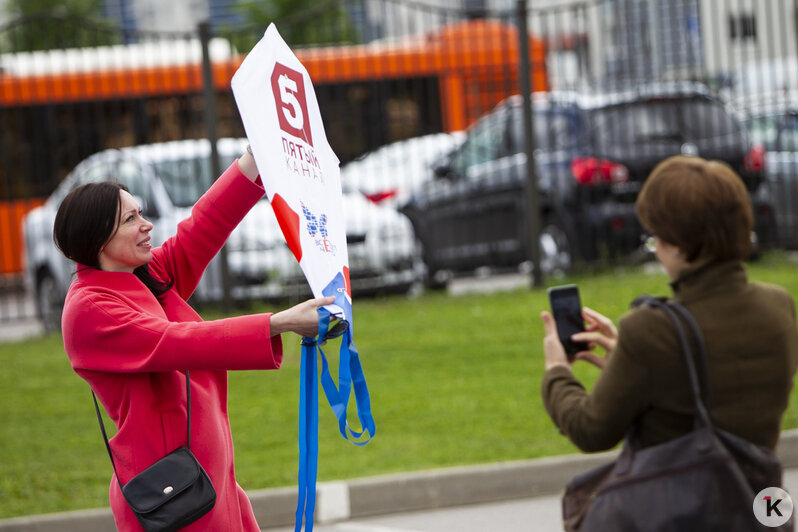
[
  {"xmin": 265, "ymin": 495, "xmax": 556, "ymax": 532},
  {"xmin": 1, "ymin": 430, "xmax": 797, "ymax": 532},
  {"xmin": 264, "ymin": 468, "xmax": 798, "ymax": 531}
]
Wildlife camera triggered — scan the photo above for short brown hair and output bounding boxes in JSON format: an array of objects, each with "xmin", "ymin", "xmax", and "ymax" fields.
[{"xmin": 636, "ymin": 155, "xmax": 753, "ymax": 262}]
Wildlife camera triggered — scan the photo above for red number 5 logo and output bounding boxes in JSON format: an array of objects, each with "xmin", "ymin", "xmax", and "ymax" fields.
[{"xmin": 270, "ymin": 62, "xmax": 313, "ymax": 147}]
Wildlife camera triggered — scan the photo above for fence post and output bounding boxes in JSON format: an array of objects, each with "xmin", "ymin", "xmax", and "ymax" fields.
[
  {"xmin": 516, "ymin": 0, "xmax": 542, "ymax": 288},
  {"xmin": 199, "ymin": 20, "xmax": 232, "ymax": 312}
]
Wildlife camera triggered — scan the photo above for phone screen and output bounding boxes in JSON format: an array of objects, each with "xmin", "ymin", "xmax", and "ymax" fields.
[{"xmin": 548, "ymin": 284, "xmax": 588, "ymax": 361}]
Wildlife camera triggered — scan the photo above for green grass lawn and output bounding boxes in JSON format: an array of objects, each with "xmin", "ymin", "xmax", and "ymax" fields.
[{"xmin": 2, "ymin": 253, "xmax": 798, "ymax": 518}]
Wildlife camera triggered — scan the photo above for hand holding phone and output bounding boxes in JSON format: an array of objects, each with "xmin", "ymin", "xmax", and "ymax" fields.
[{"xmin": 547, "ymin": 284, "xmax": 588, "ymax": 361}]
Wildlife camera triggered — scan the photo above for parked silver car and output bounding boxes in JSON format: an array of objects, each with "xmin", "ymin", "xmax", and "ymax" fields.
[
  {"xmin": 733, "ymin": 92, "xmax": 798, "ymax": 247},
  {"xmin": 23, "ymin": 138, "xmax": 418, "ymax": 331},
  {"xmin": 340, "ymin": 132, "xmax": 465, "ymax": 208}
]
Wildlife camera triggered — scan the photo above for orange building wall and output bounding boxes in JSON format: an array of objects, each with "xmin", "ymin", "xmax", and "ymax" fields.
[{"xmin": 0, "ymin": 199, "xmax": 45, "ymax": 275}]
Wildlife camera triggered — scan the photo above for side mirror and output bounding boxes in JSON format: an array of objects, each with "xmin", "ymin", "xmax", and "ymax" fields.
[{"xmin": 433, "ymin": 161, "xmax": 453, "ymax": 179}]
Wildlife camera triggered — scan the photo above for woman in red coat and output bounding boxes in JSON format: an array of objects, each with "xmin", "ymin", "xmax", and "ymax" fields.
[{"xmin": 54, "ymin": 147, "xmax": 333, "ymax": 531}]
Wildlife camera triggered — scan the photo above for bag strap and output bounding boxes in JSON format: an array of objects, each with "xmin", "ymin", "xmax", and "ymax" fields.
[
  {"xmin": 665, "ymin": 302, "xmax": 712, "ymax": 411},
  {"xmin": 92, "ymin": 371, "xmax": 192, "ymax": 488},
  {"xmin": 615, "ymin": 298, "xmax": 716, "ymax": 474},
  {"xmin": 643, "ymin": 299, "xmax": 714, "ymax": 429}
]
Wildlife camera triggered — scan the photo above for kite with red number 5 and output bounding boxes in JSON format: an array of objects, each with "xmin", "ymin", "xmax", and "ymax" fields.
[
  {"xmin": 232, "ymin": 24, "xmax": 353, "ymax": 320},
  {"xmin": 231, "ymin": 24, "xmax": 374, "ymax": 532}
]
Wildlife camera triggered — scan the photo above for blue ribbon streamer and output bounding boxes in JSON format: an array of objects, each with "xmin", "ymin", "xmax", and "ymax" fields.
[
  {"xmin": 294, "ymin": 304, "xmax": 375, "ymax": 532},
  {"xmin": 295, "ymin": 334, "xmax": 319, "ymax": 532}
]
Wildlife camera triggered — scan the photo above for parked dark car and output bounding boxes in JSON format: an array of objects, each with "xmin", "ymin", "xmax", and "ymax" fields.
[{"xmin": 401, "ymin": 83, "xmax": 773, "ymax": 284}]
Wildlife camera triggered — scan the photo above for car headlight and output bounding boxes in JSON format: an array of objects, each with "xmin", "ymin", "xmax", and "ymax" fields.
[{"xmin": 377, "ymin": 219, "xmax": 413, "ymax": 243}]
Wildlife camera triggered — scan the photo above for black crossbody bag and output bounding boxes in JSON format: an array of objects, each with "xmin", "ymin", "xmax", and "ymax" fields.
[
  {"xmin": 93, "ymin": 371, "xmax": 216, "ymax": 532},
  {"xmin": 562, "ymin": 299, "xmax": 789, "ymax": 532}
]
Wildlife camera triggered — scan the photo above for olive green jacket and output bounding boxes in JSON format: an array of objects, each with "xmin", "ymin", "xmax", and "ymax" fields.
[{"xmin": 542, "ymin": 260, "xmax": 798, "ymax": 452}]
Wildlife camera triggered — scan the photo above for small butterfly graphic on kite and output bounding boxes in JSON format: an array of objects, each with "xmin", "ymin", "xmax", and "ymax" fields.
[{"xmin": 301, "ymin": 202, "xmax": 336, "ymax": 254}]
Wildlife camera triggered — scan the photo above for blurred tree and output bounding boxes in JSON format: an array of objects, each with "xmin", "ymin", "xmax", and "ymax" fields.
[
  {"xmin": 236, "ymin": 0, "xmax": 358, "ymax": 48},
  {"xmin": 2, "ymin": 0, "xmax": 117, "ymax": 52}
]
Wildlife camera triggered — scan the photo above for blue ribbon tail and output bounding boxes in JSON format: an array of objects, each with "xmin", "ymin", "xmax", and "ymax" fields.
[
  {"xmin": 295, "ymin": 337, "xmax": 318, "ymax": 532},
  {"xmin": 294, "ymin": 276, "xmax": 377, "ymax": 530}
]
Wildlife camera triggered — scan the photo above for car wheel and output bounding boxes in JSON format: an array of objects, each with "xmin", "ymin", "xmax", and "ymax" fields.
[
  {"xmin": 539, "ymin": 224, "xmax": 572, "ymax": 275},
  {"xmin": 423, "ymin": 263, "xmax": 448, "ymax": 290},
  {"xmin": 414, "ymin": 237, "xmax": 447, "ymax": 290},
  {"xmin": 37, "ymin": 272, "xmax": 63, "ymax": 333}
]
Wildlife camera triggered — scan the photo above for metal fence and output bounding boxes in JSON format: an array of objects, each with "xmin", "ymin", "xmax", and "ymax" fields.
[{"xmin": 1, "ymin": 0, "xmax": 797, "ymax": 326}]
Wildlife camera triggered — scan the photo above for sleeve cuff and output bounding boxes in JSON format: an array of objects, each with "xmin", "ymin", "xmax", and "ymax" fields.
[
  {"xmin": 268, "ymin": 330, "xmax": 284, "ymax": 369},
  {"xmin": 542, "ymin": 365, "xmax": 573, "ymax": 384}
]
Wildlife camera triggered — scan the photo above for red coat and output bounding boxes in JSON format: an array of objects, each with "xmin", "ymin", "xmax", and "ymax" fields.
[{"xmin": 62, "ymin": 161, "xmax": 282, "ymax": 531}]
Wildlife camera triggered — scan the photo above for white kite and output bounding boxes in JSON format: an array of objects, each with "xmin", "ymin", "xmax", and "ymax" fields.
[
  {"xmin": 232, "ymin": 24, "xmax": 350, "ymax": 317},
  {"xmin": 232, "ymin": 24, "xmax": 375, "ymax": 532}
]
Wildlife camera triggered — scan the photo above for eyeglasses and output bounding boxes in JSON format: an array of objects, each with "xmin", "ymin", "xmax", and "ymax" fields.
[{"xmin": 641, "ymin": 231, "xmax": 657, "ymax": 253}]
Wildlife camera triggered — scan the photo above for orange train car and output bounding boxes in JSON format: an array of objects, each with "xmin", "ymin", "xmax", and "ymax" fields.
[
  {"xmin": 0, "ymin": 19, "xmax": 547, "ymax": 274},
  {"xmin": 0, "ymin": 19, "xmax": 547, "ymax": 130}
]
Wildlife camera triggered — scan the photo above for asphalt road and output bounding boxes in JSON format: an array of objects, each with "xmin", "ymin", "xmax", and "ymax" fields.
[{"xmin": 0, "ymin": 289, "xmax": 42, "ymax": 342}]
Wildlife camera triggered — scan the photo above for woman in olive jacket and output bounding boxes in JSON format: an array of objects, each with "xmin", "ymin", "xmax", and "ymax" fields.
[{"xmin": 541, "ymin": 155, "xmax": 798, "ymax": 453}]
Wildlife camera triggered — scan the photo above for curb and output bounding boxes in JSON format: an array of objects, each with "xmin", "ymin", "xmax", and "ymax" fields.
[{"xmin": 2, "ymin": 429, "xmax": 797, "ymax": 531}]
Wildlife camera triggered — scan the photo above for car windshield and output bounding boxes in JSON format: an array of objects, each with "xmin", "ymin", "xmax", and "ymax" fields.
[
  {"xmin": 746, "ymin": 114, "xmax": 780, "ymax": 151},
  {"xmin": 153, "ymin": 154, "xmax": 236, "ymax": 208},
  {"xmin": 783, "ymin": 113, "xmax": 798, "ymax": 151},
  {"xmin": 505, "ymin": 106, "xmax": 580, "ymax": 155},
  {"xmin": 451, "ymin": 112, "xmax": 506, "ymax": 173},
  {"xmin": 590, "ymin": 98, "xmax": 743, "ymax": 158}
]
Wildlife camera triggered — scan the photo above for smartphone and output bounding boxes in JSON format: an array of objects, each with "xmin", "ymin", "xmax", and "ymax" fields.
[{"xmin": 547, "ymin": 284, "xmax": 588, "ymax": 361}]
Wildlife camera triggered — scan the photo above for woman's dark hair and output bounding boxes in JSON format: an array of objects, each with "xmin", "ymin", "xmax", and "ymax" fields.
[
  {"xmin": 53, "ymin": 181, "xmax": 173, "ymax": 298},
  {"xmin": 636, "ymin": 155, "xmax": 753, "ymax": 262}
]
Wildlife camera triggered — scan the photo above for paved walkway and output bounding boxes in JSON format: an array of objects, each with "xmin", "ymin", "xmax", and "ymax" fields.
[
  {"xmin": 264, "ymin": 497, "xmax": 548, "ymax": 532},
  {"xmin": 0, "ymin": 290, "xmax": 43, "ymax": 342},
  {"xmin": 0, "ymin": 319, "xmax": 42, "ymax": 342},
  {"xmin": 264, "ymin": 469, "xmax": 798, "ymax": 532}
]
